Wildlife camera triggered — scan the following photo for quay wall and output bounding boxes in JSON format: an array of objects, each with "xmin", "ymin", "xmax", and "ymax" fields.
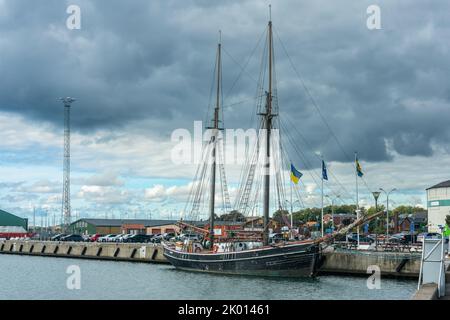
[
  {"xmin": 0, "ymin": 240, "xmax": 422, "ymax": 279},
  {"xmin": 319, "ymin": 249, "xmax": 421, "ymax": 278},
  {"xmin": 0, "ymin": 240, "xmax": 168, "ymax": 264}
]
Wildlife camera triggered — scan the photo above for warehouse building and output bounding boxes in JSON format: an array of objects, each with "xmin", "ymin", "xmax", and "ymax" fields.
[
  {"xmin": 0, "ymin": 209, "xmax": 28, "ymax": 230},
  {"xmin": 426, "ymin": 180, "xmax": 450, "ymax": 232},
  {"xmin": 69, "ymin": 218, "xmax": 178, "ymax": 235}
]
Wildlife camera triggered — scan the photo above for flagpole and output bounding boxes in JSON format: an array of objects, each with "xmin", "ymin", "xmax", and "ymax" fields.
[
  {"xmin": 355, "ymin": 152, "xmax": 360, "ymax": 248},
  {"xmin": 321, "ymin": 158, "xmax": 324, "ymax": 238},
  {"xmin": 290, "ymin": 181, "xmax": 293, "ymax": 240}
]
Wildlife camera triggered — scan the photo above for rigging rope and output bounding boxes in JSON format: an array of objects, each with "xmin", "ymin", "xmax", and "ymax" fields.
[{"xmin": 274, "ymin": 28, "xmax": 375, "ymax": 197}]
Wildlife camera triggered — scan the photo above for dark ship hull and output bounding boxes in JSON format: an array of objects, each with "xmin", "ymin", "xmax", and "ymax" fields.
[{"xmin": 163, "ymin": 241, "xmax": 321, "ymax": 277}]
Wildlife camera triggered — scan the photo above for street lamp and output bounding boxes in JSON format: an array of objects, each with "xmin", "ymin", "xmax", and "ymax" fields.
[
  {"xmin": 285, "ymin": 199, "xmax": 300, "ymax": 239},
  {"xmin": 325, "ymin": 195, "xmax": 340, "ymax": 232},
  {"xmin": 372, "ymin": 191, "xmax": 381, "ymax": 211},
  {"xmin": 372, "ymin": 191, "xmax": 381, "ymax": 249},
  {"xmin": 380, "ymin": 188, "xmax": 397, "ymax": 239}
]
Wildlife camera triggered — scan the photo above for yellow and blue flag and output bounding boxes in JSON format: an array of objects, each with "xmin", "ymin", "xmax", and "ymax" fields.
[
  {"xmin": 290, "ymin": 163, "xmax": 303, "ymax": 184},
  {"xmin": 356, "ymin": 157, "xmax": 363, "ymax": 177}
]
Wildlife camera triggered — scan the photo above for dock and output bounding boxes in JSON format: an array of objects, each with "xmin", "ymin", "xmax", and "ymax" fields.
[
  {"xmin": 412, "ymin": 268, "xmax": 450, "ymax": 300},
  {"xmin": 1, "ymin": 239, "xmax": 424, "ymax": 279},
  {"xmin": 319, "ymin": 248, "xmax": 421, "ymax": 278},
  {"xmin": 0, "ymin": 239, "xmax": 167, "ymax": 263}
]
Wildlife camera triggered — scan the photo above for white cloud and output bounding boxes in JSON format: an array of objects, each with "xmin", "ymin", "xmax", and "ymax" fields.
[
  {"xmin": 144, "ymin": 184, "xmax": 167, "ymax": 201},
  {"xmin": 18, "ymin": 180, "xmax": 60, "ymax": 194}
]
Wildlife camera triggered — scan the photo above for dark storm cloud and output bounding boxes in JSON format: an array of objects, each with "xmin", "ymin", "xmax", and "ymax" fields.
[{"xmin": 1, "ymin": 0, "xmax": 450, "ymax": 163}]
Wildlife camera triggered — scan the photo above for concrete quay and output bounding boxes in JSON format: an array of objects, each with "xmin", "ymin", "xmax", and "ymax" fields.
[
  {"xmin": 0, "ymin": 240, "xmax": 422, "ymax": 280},
  {"xmin": 0, "ymin": 239, "xmax": 167, "ymax": 263},
  {"xmin": 319, "ymin": 248, "xmax": 421, "ymax": 278},
  {"xmin": 412, "ymin": 259, "xmax": 450, "ymax": 300}
]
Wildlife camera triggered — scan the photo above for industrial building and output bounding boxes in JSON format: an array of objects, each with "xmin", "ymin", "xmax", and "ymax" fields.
[
  {"xmin": 426, "ymin": 180, "xmax": 450, "ymax": 232},
  {"xmin": 0, "ymin": 209, "xmax": 29, "ymax": 238},
  {"xmin": 68, "ymin": 218, "xmax": 250, "ymax": 236},
  {"xmin": 69, "ymin": 218, "xmax": 179, "ymax": 235},
  {"xmin": 0, "ymin": 209, "xmax": 28, "ymax": 230}
]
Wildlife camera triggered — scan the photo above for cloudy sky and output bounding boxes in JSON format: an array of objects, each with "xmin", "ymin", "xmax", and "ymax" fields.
[{"xmin": 1, "ymin": 0, "xmax": 449, "ymax": 223}]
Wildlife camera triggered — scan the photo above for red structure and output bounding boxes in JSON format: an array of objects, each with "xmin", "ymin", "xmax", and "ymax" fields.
[
  {"xmin": 0, "ymin": 232, "xmax": 33, "ymax": 239},
  {"xmin": 202, "ymin": 221, "xmax": 243, "ymax": 238}
]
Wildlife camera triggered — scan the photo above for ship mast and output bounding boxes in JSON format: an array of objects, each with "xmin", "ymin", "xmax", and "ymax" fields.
[
  {"xmin": 262, "ymin": 8, "xmax": 274, "ymax": 246},
  {"xmin": 208, "ymin": 31, "xmax": 222, "ymax": 247}
]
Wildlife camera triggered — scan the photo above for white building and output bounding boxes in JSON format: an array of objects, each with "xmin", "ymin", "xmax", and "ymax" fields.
[{"xmin": 426, "ymin": 180, "xmax": 450, "ymax": 232}]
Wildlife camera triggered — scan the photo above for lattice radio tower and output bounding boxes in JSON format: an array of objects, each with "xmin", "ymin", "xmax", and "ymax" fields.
[{"xmin": 60, "ymin": 97, "xmax": 75, "ymax": 231}]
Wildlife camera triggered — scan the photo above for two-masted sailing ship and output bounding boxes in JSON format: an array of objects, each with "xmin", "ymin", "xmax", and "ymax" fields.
[
  {"xmin": 163, "ymin": 16, "xmax": 322, "ymax": 277},
  {"xmin": 163, "ymin": 14, "xmax": 383, "ymax": 277}
]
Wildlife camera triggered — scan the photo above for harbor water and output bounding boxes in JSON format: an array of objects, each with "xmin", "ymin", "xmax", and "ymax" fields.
[{"xmin": 0, "ymin": 255, "xmax": 417, "ymax": 300}]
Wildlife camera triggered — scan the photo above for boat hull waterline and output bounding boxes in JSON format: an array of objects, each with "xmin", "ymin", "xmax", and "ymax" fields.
[{"xmin": 163, "ymin": 242, "xmax": 321, "ymax": 277}]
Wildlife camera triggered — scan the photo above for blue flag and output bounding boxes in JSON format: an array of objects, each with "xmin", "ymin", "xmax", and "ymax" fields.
[{"xmin": 322, "ymin": 160, "xmax": 328, "ymax": 181}]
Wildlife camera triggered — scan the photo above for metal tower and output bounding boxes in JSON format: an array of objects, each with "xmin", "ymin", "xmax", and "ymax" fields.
[{"xmin": 60, "ymin": 97, "xmax": 75, "ymax": 231}]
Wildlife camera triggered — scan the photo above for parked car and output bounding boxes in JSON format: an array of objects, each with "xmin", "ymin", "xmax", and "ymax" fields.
[
  {"xmin": 169, "ymin": 235, "xmax": 181, "ymax": 242},
  {"xmin": 389, "ymin": 232, "xmax": 417, "ymax": 244},
  {"xmin": 162, "ymin": 232, "xmax": 176, "ymax": 241},
  {"xmin": 113, "ymin": 234, "xmax": 133, "ymax": 242},
  {"xmin": 126, "ymin": 234, "xmax": 153, "ymax": 243},
  {"xmin": 98, "ymin": 234, "xmax": 117, "ymax": 242},
  {"xmin": 51, "ymin": 233, "xmax": 66, "ymax": 241},
  {"xmin": 117, "ymin": 234, "xmax": 134, "ymax": 242},
  {"xmin": 269, "ymin": 233, "xmax": 284, "ymax": 243},
  {"xmin": 151, "ymin": 234, "xmax": 164, "ymax": 243},
  {"xmin": 60, "ymin": 234, "xmax": 85, "ymax": 242},
  {"xmin": 417, "ymin": 232, "xmax": 442, "ymax": 243},
  {"xmin": 88, "ymin": 234, "xmax": 102, "ymax": 242},
  {"xmin": 333, "ymin": 234, "xmax": 347, "ymax": 242},
  {"xmin": 180, "ymin": 233, "xmax": 202, "ymax": 242},
  {"xmin": 346, "ymin": 233, "xmax": 374, "ymax": 243},
  {"xmin": 110, "ymin": 234, "xmax": 126, "ymax": 242}
]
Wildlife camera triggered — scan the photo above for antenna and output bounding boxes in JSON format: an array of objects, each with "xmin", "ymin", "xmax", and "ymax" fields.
[
  {"xmin": 269, "ymin": 4, "xmax": 272, "ymax": 21},
  {"xmin": 59, "ymin": 97, "xmax": 76, "ymax": 232},
  {"xmin": 218, "ymin": 30, "xmax": 222, "ymax": 44}
]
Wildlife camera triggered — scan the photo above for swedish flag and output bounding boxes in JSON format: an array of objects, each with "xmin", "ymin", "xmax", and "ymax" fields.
[
  {"xmin": 356, "ymin": 158, "xmax": 363, "ymax": 177},
  {"xmin": 290, "ymin": 163, "xmax": 303, "ymax": 184}
]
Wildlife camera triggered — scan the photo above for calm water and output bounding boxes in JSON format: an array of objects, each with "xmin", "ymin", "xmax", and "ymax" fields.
[{"xmin": 0, "ymin": 255, "xmax": 417, "ymax": 300}]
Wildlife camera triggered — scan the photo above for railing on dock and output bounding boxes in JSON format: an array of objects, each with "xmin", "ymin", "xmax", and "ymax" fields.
[
  {"xmin": 333, "ymin": 240, "xmax": 422, "ymax": 253},
  {"xmin": 417, "ymin": 238, "xmax": 446, "ymax": 297}
]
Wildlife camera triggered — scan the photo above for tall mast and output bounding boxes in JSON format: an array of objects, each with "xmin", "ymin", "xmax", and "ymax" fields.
[
  {"xmin": 208, "ymin": 31, "xmax": 221, "ymax": 247},
  {"xmin": 60, "ymin": 97, "xmax": 75, "ymax": 233},
  {"xmin": 263, "ymin": 9, "xmax": 273, "ymax": 246}
]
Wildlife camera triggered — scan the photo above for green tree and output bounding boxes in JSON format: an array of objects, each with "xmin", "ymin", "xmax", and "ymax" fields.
[
  {"xmin": 219, "ymin": 210, "xmax": 245, "ymax": 222},
  {"xmin": 272, "ymin": 209, "xmax": 289, "ymax": 224},
  {"xmin": 367, "ymin": 205, "xmax": 385, "ymax": 215}
]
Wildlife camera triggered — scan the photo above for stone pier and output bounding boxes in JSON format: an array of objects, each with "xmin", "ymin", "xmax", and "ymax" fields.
[{"xmin": 0, "ymin": 240, "xmax": 168, "ymax": 263}]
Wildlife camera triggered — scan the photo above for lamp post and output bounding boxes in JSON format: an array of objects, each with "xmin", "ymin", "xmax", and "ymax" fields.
[
  {"xmin": 380, "ymin": 188, "xmax": 396, "ymax": 240},
  {"xmin": 285, "ymin": 199, "xmax": 300, "ymax": 239},
  {"xmin": 325, "ymin": 195, "xmax": 340, "ymax": 232},
  {"xmin": 372, "ymin": 191, "xmax": 381, "ymax": 211},
  {"xmin": 372, "ymin": 191, "xmax": 381, "ymax": 249}
]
